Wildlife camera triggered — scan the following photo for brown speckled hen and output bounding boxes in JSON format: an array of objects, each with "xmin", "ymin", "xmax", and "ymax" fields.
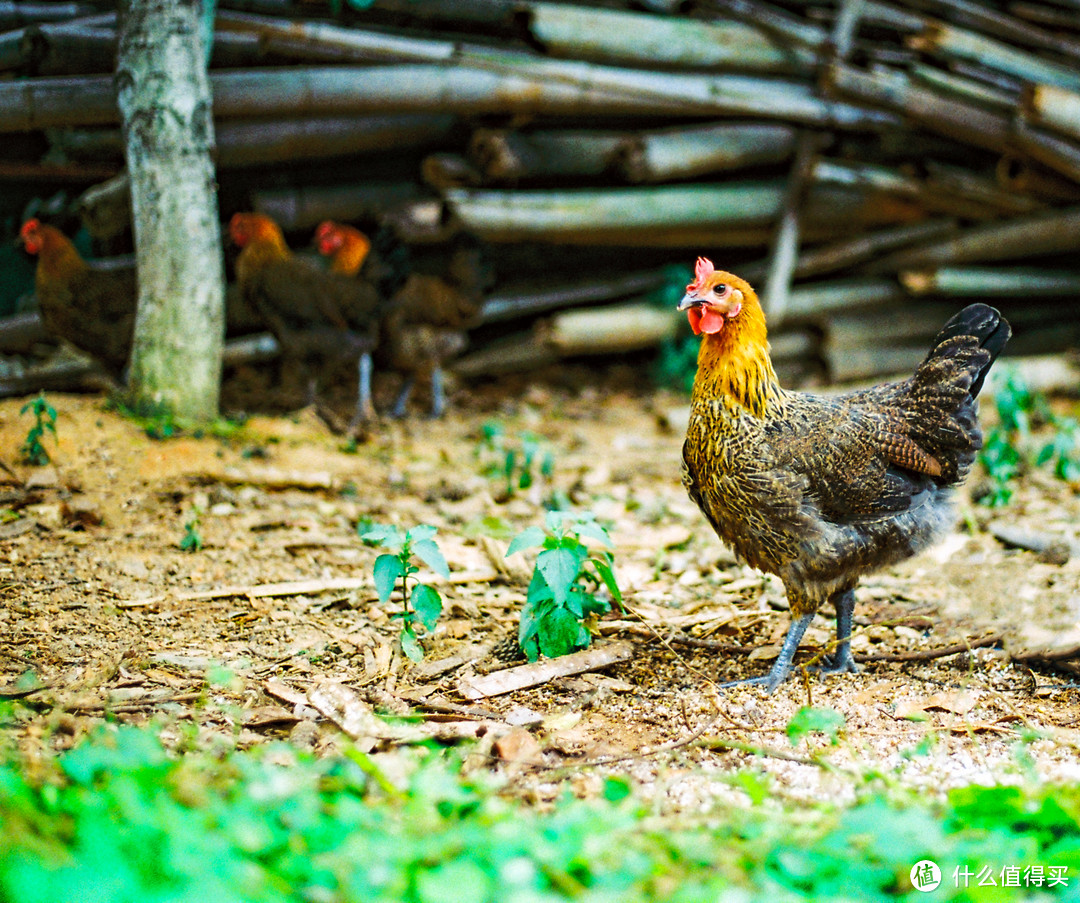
[
  {"xmin": 316, "ymin": 221, "xmax": 485, "ymax": 418},
  {"xmin": 230, "ymin": 213, "xmax": 381, "ymax": 428},
  {"xmin": 19, "ymin": 218, "xmax": 136, "ymax": 379},
  {"xmin": 679, "ymin": 258, "xmax": 1009, "ymax": 692}
]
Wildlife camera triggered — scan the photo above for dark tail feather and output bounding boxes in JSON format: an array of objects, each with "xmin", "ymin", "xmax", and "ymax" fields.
[{"xmin": 930, "ymin": 303, "xmax": 1011, "ymax": 398}]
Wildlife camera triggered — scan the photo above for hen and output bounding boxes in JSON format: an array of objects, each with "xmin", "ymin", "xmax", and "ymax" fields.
[
  {"xmin": 679, "ymin": 257, "xmax": 1009, "ymax": 692},
  {"xmin": 316, "ymin": 221, "xmax": 484, "ymax": 418},
  {"xmin": 230, "ymin": 213, "xmax": 381, "ymax": 427},
  {"xmin": 18, "ymin": 218, "xmax": 136, "ymax": 379}
]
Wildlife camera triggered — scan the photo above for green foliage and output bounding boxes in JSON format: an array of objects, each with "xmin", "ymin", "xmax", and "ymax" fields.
[
  {"xmin": 362, "ymin": 523, "xmax": 449, "ymax": 662},
  {"xmin": 786, "ymin": 707, "xmax": 846, "ymax": 747},
  {"xmin": 108, "ymin": 396, "xmax": 245, "ymax": 441},
  {"xmin": 651, "ymin": 264, "xmax": 700, "ymax": 393},
  {"xmin": 180, "ymin": 509, "xmax": 203, "ymax": 553},
  {"xmin": 978, "ymin": 369, "xmax": 1080, "ymax": 506},
  {"xmin": 19, "ymin": 393, "xmax": 57, "ymax": 466},
  {"xmin": 1036, "ymin": 415, "xmax": 1080, "ymax": 483},
  {"xmin": 476, "ymin": 421, "xmax": 555, "ymax": 498},
  {"xmin": 507, "ymin": 512, "xmax": 622, "ymax": 661},
  {"xmin": 4, "ymin": 725, "xmax": 1080, "ymax": 902}
]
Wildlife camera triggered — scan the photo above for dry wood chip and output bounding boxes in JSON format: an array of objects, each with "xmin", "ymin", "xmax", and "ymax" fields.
[
  {"xmin": 194, "ymin": 466, "xmax": 337, "ymax": 490},
  {"xmin": 895, "ymin": 691, "xmax": 978, "ymax": 719},
  {"xmin": 457, "ymin": 641, "xmax": 634, "ymax": 700},
  {"xmin": 263, "ymin": 679, "xmax": 308, "ymax": 708},
  {"xmin": 412, "ymin": 642, "xmax": 493, "ymax": 679},
  {"xmin": 243, "ymin": 705, "xmax": 300, "ymax": 728}
]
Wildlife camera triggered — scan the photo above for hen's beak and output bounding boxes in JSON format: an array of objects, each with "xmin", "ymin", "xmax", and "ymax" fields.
[{"xmin": 678, "ymin": 292, "xmax": 704, "ymax": 311}]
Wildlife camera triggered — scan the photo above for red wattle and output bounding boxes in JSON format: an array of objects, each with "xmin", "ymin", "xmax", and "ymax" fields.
[{"xmin": 688, "ymin": 307, "xmax": 726, "ymax": 335}]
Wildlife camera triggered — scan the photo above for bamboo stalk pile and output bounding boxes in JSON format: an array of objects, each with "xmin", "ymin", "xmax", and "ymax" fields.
[{"xmin": 2, "ymin": 0, "xmax": 1080, "ymax": 389}]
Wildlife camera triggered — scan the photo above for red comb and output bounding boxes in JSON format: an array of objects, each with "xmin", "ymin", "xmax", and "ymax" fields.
[{"xmin": 687, "ymin": 256, "xmax": 715, "ymax": 293}]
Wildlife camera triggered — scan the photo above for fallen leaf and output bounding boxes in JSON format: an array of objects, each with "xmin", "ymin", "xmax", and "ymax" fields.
[
  {"xmin": 493, "ymin": 727, "xmax": 541, "ymax": 765},
  {"xmin": 896, "ymin": 691, "xmax": 978, "ymax": 719}
]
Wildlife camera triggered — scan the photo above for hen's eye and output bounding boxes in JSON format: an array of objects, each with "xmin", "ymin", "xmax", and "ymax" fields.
[{"xmin": 713, "ymin": 283, "xmax": 728, "ymax": 296}]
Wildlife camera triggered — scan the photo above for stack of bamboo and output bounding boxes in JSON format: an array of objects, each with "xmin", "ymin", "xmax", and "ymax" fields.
[{"xmin": 2, "ymin": 0, "xmax": 1080, "ymax": 388}]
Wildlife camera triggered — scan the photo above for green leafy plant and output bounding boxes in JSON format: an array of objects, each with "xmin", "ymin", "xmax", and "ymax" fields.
[
  {"xmin": 362, "ymin": 523, "xmax": 449, "ymax": 662},
  {"xmin": 19, "ymin": 393, "xmax": 57, "ymax": 466},
  {"xmin": 978, "ymin": 370, "xmax": 1080, "ymax": 506},
  {"xmin": 786, "ymin": 707, "xmax": 846, "ymax": 747},
  {"xmin": 1036, "ymin": 412, "xmax": 1080, "ymax": 482},
  {"xmin": 507, "ymin": 511, "xmax": 622, "ymax": 661},
  {"xmin": 477, "ymin": 421, "xmax": 554, "ymax": 498},
  {"xmin": 180, "ymin": 509, "xmax": 203, "ymax": 552}
]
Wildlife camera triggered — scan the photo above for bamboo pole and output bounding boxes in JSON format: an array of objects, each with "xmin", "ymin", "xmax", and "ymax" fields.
[
  {"xmin": 251, "ymin": 182, "xmax": 426, "ymax": 231},
  {"xmin": 862, "ymin": 204, "xmax": 1080, "ymax": 272},
  {"xmin": 525, "ymin": 2, "xmax": 816, "ymax": 73},
  {"xmin": 468, "ymin": 129, "xmax": 623, "ymax": 181},
  {"xmin": 445, "ymin": 183, "xmax": 787, "ymax": 237},
  {"xmin": 540, "ymin": 303, "xmax": 678, "ymax": 356},
  {"xmin": 761, "ymin": 131, "xmax": 823, "ymax": 326},
  {"xmin": 900, "ymin": 0, "xmax": 1080, "ymax": 64},
  {"xmin": 825, "ymin": 62, "xmax": 1012, "ymax": 154},
  {"xmin": 790, "ymin": 218, "xmax": 960, "ymax": 279},
  {"xmin": 901, "ymin": 266, "xmax": 1080, "ymax": 296},
  {"xmin": 786, "ymin": 278, "xmax": 907, "ymax": 318},
  {"xmin": 479, "ymin": 271, "xmax": 668, "ymax": 325},
  {"xmin": 706, "ymin": 0, "xmax": 827, "ymax": 51},
  {"xmin": 907, "ymin": 21, "xmax": 1080, "ymax": 93},
  {"xmin": 0, "ymin": 62, "xmax": 898, "ymax": 132},
  {"xmin": 813, "ymin": 158, "xmax": 1013, "ymax": 219},
  {"xmin": 1009, "ymin": 118, "xmax": 1080, "ymax": 184},
  {"xmin": 216, "ymin": 113, "xmax": 455, "ymax": 167},
  {"xmin": 908, "ymin": 62, "xmax": 1020, "ymax": 111},
  {"xmin": 1022, "ymin": 83, "xmax": 1080, "ymax": 143},
  {"xmin": 616, "ymin": 122, "xmax": 797, "ymax": 182},
  {"xmin": 214, "ymin": 10, "xmax": 460, "ymax": 63},
  {"xmin": 0, "ymin": 2, "xmax": 97, "ymax": 28},
  {"xmin": 995, "ymin": 154, "xmax": 1080, "ymax": 201},
  {"xmin": 442, "ymin": 181, "xmax": 917, "ymax": 243}
]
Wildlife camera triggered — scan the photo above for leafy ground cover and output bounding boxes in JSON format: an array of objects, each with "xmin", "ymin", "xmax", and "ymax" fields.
[{"xmin": 2, "ymin": 720, "xmax": 1080, "ymax": 902}]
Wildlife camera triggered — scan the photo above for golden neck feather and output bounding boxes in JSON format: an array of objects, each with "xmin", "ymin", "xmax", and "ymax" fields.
[
  {"xmin": 236, "ymin": 231, "xmax": 290, "ymax": 282},
  {"xmin": 329, "ymin": 237, "xmax": 368, "ymax": 278},
  {"xmin": 690, "ymin": 300, "xmax": 782, "ymax": 418},
  {"xmin": 37, "ymin": 228, "xmax": 88, "ymax": 280}
]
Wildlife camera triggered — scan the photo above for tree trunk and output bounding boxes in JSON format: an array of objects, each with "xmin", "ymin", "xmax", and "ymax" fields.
[{"xmin": 116, "ymin": 0, "xmax": 224, "ymax": 423}]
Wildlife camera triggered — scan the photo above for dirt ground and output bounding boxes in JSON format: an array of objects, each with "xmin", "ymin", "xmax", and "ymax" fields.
[{"xmin": 2, "ymin": 371, "xmax": 1080, "ymax": 808}]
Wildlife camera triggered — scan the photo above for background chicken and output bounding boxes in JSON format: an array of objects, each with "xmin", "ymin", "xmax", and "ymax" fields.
[
  {"xmin": 679, "ymin": 257, "xmax": 1010, "ymax": 692},
  {"xmin": 316, "ymin": 221, "xmax": 487, "ymax": 418},
  {"xmin": 18, "ymin": 218, "xmax": 136, "ymax": 379},
  {"xmin": 230, "ymin": 212, "xmax": 381, "ymax": 428}
]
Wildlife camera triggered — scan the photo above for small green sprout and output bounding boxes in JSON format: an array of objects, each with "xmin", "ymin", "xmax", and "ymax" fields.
[
  {"xmin": 180, "ymin": 509, "xmax": 203, "ymax": 552},
  {"xmin": 19, "ymin": 393, "xmax": 57, "ymax": 466},
  {"xmin": 477, "ymin": 422, "xmax": 554, "ymax": 498},
  {"xmin": 362, "ymin": 523, "xmax": 449, "ymax": 662}
]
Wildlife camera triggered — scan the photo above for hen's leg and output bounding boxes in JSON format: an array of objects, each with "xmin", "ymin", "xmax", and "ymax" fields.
[
  {"xmin": 429, "ymin": 365, "xmax": 446, "ymax": 418},
  {"xmin": 391, "ymin": 375, "xmax": 415, "ymax": 419},
  {"xmin": 721, "ymin": 612, "xmax": 814, "ymax": 694},
  {"xmin": 348, "ymin": 351, "xmax": 376, "ymax": 429},
  {"xmin": 818, "ymin": 588, "xmax": 858, "ymax": 675}
]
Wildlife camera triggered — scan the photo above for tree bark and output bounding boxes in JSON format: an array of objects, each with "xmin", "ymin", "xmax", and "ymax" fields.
[{"xmin": 116, "ymin": 0, "xmax": 224, "ymax": 423}]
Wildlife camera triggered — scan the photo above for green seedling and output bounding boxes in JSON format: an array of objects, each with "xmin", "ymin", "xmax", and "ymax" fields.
[
  {"xmin": 507, "ymin": 511, "xmax": 622, "ymax": 661},
  {"xmin": 19, "ymin": 393, "xmax": 57, "ymax": 466},
  {"xmin": 978, "ymin": 369, "xmax": 1080, "ymax": 506},
  {"xmin": 362, "ymin": 523, "xmax": 449, "ymax": 662},
  {"xmin": 477, "ymin": 421, "xmax": 555, "ymax": 498},
  {"xmin": 180, "ymin": 509, "xmax": 203, "ymax": 552}
]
